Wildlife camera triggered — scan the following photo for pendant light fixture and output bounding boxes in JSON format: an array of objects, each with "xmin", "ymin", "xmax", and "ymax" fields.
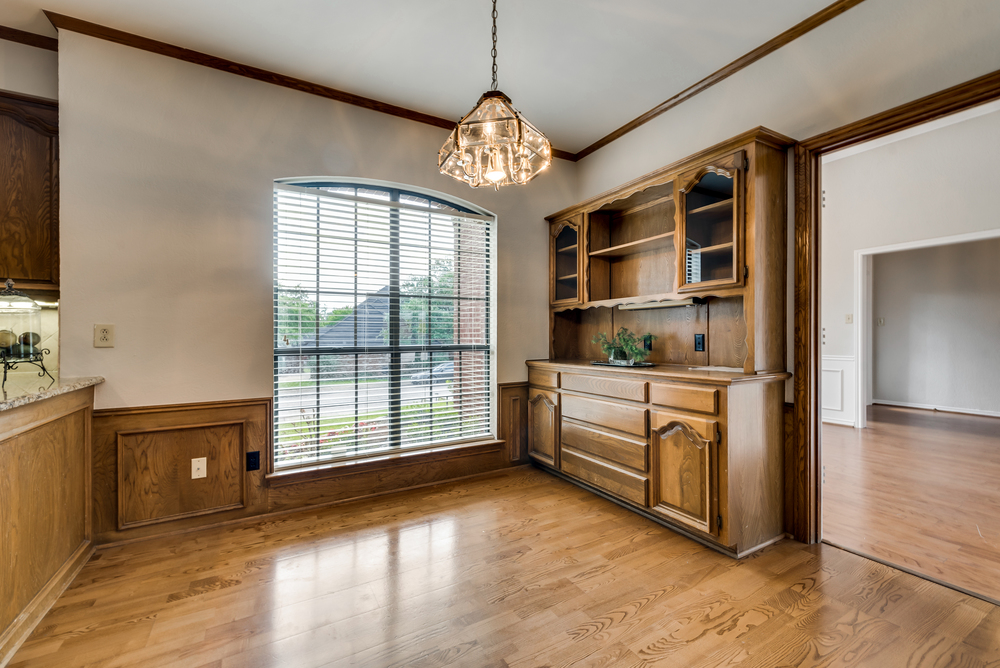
[{"xmin": 438, "ymin": 0, "xmax": 552, "ymax": 189}]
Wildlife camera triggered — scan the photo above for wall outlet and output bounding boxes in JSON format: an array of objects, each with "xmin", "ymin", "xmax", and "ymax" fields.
[
  {"xmin": 694, "ymin": 333, "xmax": 705, "ymax": 352},
  {"xmin": 94, "ymin": 324, "xmax": 115, "ymax": 348},
  {"xmin": 191, "ymin": 457, "xmax": 207, "ymax": 480},
  {"xmin": 845, "ymin": 314, "xmax": 853, "ymax": 324},
  {"xmin": 246, "ymin": 451, "xmax": 260, "ymax": 471}
]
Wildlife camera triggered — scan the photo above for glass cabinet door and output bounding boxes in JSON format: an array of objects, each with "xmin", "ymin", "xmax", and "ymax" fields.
[
  {"xmin": 677, "ymin": 151, "xmax": 743, "ymax": 291},
  {"xmin": 551, "ymin": 215, "xmax": 582, "ymax": 304}
]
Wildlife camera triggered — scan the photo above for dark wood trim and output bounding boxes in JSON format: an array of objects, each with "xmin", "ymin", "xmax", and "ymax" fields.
[
  {"xmin": 0, "ymin": 24, "xmax": 58, "ymax": 52},
  {"xmin": 800, "ymin": 68, "xmax": 1000, "ymax": 153},
  {"xmin": 93, "ymin": 396, "xmax": 272, "ymax": 417},
  {"xmin": 574, "ymin": 0, "xmax": 867, "ymax": 160},
  {"xmin": 266, "ymin": 440, "xmax": 504, "ymax": 488},
  {"xmin": 42, "ymin": 12, "xmax": 578, "ymax": 162},
  {"xmin": 789, "ymin": 66, "xmax": 1000, "ymax": 544},
  {"xmin": 0, "ymin": 88, "xmax": 57, "ymax": 108}
]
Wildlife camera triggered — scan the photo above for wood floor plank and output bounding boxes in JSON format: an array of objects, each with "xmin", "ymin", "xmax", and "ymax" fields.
[
  {"xmin": 9, "ymin": 466, "xmax": 1000, "ymax": 667},
  {"xmin": 823, "ymin": 405, "xmax": 1000, "ymax": 603}
]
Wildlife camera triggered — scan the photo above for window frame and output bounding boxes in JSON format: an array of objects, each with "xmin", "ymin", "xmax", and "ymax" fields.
[{"xmin": 271, "ymin": 177, "xmax": 498, "ymax": 473}]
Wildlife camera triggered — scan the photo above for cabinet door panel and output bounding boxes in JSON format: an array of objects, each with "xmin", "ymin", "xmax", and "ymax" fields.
[
  {"xmin": 551, "ymin": 215, "xmax": 583, "ymax": 305},
  {"xmin": 651, "ymin": 410, "xmax": 717, "ymax": 534},
  {"xmin": 676, "ymin": 151, "xmax": 743, "ymax": 292},
  {"xmin": 0, "ymin": 97, "xmax": 58, "ymax": 287},
  {"xmin": 528, "ymin": 388, "xmax": 559, "ymax": 466}
]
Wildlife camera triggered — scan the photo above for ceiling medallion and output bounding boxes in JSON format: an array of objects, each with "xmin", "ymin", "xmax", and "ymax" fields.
[{"xmin": 438, "ymin": 0, "xmax": 552, "ymax": 190}]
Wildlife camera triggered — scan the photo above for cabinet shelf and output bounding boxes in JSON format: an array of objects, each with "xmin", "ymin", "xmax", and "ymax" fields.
[
  {"xmin": 688, "ymin": 242, "xmax": 734, "ymax": 255},
  {"xmin": 556, "ymin": 244, "xmax": 578, "ymax": 253},
  {"xmin": 551, "ymin": 288, "xmax": 742, "ymax": 313},
  {"xmin": 688, "ymin": 198, "xmax": 733, "ymax": 216},
  {"xmin": 590, "ymin": 232, "xmax": 675, "ymax": 258},
  {"xmin": 556, "ymin": 273, "xmax": 578, "ymax": 282}
]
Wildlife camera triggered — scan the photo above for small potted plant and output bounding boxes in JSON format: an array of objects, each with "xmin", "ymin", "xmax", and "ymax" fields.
[{"xmin": 592, "ymin": 327, "xmax": 657, "ymax": 366}]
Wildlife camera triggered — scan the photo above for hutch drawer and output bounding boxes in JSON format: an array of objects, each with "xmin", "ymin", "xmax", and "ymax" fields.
[
  {"xmin": 561, "ymin": 373, "xmax": 647, "ymax": 402},
  {"xmin": 560, "ymin": 448, "xmax": 648, "ymax": 506},
  {"xmin": 562, "ymin": 394, "xmax": 647, "ymax": 437},
  {"xmin": 528, "ymin": 368, "xmax": 559, "ymax": 389},
  {"xmin": 561, "ymin": 418, "xmax": 647, "ymax": 473},
  {"xmin": 650, "ymin": 382, "xmax": 719, "ymax": 415}
]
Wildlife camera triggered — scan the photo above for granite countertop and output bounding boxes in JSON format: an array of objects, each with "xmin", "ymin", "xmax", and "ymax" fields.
[{"xmin": 0, "ymin": 375, "xmax": 105, "ymax": 412}]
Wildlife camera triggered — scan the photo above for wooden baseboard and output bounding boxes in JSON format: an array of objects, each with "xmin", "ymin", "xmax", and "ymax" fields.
[{"xmin": 0, "ymin": 541, "xmax": 94, "ymax": 667}]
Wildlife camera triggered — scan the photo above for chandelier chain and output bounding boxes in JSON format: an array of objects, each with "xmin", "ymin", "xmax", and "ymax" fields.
[{"xmin": 491, "ymin": 0, "xmax": 498, "ymax": 90}]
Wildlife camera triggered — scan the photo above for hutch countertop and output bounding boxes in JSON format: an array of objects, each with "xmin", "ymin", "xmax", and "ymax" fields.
[{"xmin": 526, "ymin": 359, "xmax": 789, "ymax": 386}]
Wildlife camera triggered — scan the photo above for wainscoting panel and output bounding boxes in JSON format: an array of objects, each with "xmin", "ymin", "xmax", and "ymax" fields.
[
  {"xmin": 821, "ymin": 356, "xmax": 856, "ymax": 426},
  {"xmin": 267, "ymin": 441, "xmax": 506, "ymax": 513},
  {"xmin": 93, "ymin": 390, "xmax": 528, "ymax": 544},
  {"xmin": 93, "ymin": 398, "xmax": 270, "ymax": 544},
  {"xmin": 118, "ymin": 421, "xmax": 245, "ymax": 529}
]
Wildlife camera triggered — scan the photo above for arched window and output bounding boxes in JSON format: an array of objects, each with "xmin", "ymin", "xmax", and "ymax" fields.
[{"xmin": 273, "ymin": 179, "xmax": 495, "ymax": 469}]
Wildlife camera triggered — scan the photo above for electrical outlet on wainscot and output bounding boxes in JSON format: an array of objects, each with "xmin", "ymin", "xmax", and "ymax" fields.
[
  {"xmin": 191, "ymin": 457, "xmax": 207, "ymax": 480},
  {"xmin": 94, "ymin": 324, "xmax": 115, "ymax": 348}
]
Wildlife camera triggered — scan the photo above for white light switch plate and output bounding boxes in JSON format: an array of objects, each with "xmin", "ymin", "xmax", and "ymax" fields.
[
  {"xmin": 191, "ymin": 457, "xmax": 207, "ymax": 479},
  {"xmin": 94, "ymin": 324, "xmax": 115, "ymax": 348},
  {"xmin": 845, "ymin": 314, "xmax": 853, "ymax": 324}
]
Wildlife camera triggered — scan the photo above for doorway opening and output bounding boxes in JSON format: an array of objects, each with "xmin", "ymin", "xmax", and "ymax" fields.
[{"xmin": 817, "ymin": 102, "xmax": 1000, "ymax": 603}]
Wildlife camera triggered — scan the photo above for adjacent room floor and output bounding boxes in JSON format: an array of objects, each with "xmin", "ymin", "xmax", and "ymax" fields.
[
  {"xmin": 12, "ymin": 467, "xmax": 1000, "ymax": 667},
  {"xmin": 823, "ymin": 404, "xmax": 1000, "ymax": 604}
]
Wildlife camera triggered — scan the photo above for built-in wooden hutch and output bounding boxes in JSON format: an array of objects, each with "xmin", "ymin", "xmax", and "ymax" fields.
[{"xmin": 528, "ymin": 127, "xmax": 792, "ymax": 558}]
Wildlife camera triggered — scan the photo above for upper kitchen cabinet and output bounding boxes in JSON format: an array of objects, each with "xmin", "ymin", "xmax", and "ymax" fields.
[
  {"xmin": 676, "ymin": 151, "xmax": 744, "ymax": 292},
  {"xmin": 550, "ymin": 213, "xmax": 584, "ymax": 305},
  {"xmin": 0, "ymin": 91, "xmax": 59, "ymax": 292}
]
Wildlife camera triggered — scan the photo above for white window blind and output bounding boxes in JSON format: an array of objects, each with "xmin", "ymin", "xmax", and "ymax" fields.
[{"xmin": 273, "ymin": 182, "xmax": 494, "ymax": 470}]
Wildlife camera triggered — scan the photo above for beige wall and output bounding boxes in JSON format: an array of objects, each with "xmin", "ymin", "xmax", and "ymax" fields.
[
  {"xmin": 58, "ymin": 32, "xmax": 578, "ymax": 409},
  {"xmin": 821, "ymin": 104, "xmax": 1000, "ymax": 358},
  {"xmin": 873, "ymin": 239, "xmax": 1000, "ymax": 416},
  {"xmin": 575, "ymin": 0, "xmax": 1000, "ymax": 200},
  {"xmin": 0, "ymin": 38, "xmax": 57, "ymax": 99}
]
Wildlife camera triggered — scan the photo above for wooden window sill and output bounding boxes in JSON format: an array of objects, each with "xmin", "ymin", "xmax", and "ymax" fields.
[{"xmin": 266, "ymin": 439, "xmax": 504, "ymax": 488}]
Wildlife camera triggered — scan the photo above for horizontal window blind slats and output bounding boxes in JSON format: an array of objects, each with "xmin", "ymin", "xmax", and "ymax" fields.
[{"xmin": 274, "ymin": 182, "xmax": 493, "ymax": 470}]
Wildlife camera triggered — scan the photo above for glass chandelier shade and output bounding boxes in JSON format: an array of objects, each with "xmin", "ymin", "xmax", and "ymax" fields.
[{"xmin": 439, "ymin": 91, "xmax": 551, "ymax": 189}]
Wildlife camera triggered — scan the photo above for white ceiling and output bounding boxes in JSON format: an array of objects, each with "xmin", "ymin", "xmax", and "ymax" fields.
[{"xmin": 2, "ymin": 0, "xmax": 835, "ymax": 152}]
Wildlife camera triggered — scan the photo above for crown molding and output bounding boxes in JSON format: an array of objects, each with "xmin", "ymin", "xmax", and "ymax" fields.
[
  {"xmin": 42, "ymin": 11, "xmax": 576, "ymax": 163},
  {"xmin": 0, "ymin": 24, "xmax": 58, "ymax": 51},
  {"xmin": 573, "ymin": 0, "xmax": 868, "ymax": 161},
  {"xmin": 43, "ymin": 0, "xmax": 864, "ymax": 164}
]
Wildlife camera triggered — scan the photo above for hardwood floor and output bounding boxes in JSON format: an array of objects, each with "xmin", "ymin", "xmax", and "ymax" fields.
[
  {"xmin": 823, "ymin": 404, "xmax": 1000, "ymax": 604},
  {"xmin": 11, "ymin": 466, "xmax": 1000, "ymax": 667}
]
